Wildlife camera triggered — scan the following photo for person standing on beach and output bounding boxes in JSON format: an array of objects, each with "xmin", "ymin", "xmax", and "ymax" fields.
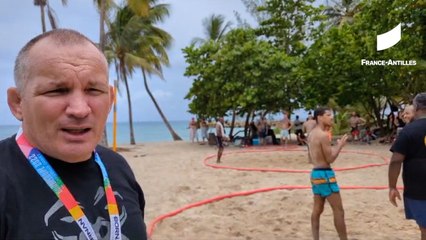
[
  {"xmin": 308, "ymin": 107, "xmax": 348, "ymax": 240},
  {"xmin": 1, "ymin": 29, "xmax": 147, "ymax": 239},
  {"xmin": 216, "ymin": 117, "xmax": 227, "ymax": 163},
  {"xmin": 293, "ymin": 115, "xmax": 305, "ymax": 145},
  {"xmin": 188, "ymin": 117, "xmax": 198, "ymax": 143},
  {"xmin": 280, "ymin": 111, "xmax": 292, "ymax": 145},
  {"xmin": 304, "ymin": 115, "xmax": 316, "ymax": 136},
  {"xmin": 200, "ymin": 118, "xmax": 209, "ymax": 143},
  {"xmin": 388, "ymin": 92, "xmax": 426, "ymax": 240},
  {"xmin": 348, "ymin": 112, "xmax": 365, "ymax": 141}
]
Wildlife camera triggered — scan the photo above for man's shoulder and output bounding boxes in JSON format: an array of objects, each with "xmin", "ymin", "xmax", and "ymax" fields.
[
  {"xmin": 0, "ymin": 136, "xmax": 19, "ymax": 160},
  {"xmin": 409, "ymin": 118, "xmax": 426, "ymax": 128},
  {"xmin": 95, "ymin": 145, "xmax": 127, "ymax": 164},
  {"xmin": 400, "ymin": 119, "xmax": 426, "ymax": 134},
  {"xmin": 0, "ymin": 135, "xmax": 16, "ymax": 147},
  {"xmin": 310, "ymin": 128, "xmax": 327, "ymax": 138}
]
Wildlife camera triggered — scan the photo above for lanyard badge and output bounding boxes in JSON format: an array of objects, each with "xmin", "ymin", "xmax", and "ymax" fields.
[{"xmin": 16, "ymin": 128, "xmax": 122, "ymax": 240}]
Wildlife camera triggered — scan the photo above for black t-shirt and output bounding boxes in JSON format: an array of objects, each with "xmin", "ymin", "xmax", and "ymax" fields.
[
  {"xmin": 0, "ymin": 136, "xmax": 147, "ymax": 239},
  {"xmin": 390, "ymin": 118, "xmax": 426, "ymax": 200}
]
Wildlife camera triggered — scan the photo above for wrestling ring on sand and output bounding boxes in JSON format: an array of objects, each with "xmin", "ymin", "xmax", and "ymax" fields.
[{"xmin": 147, "ymin": 145, "xmax": 400, "ymax": 238}]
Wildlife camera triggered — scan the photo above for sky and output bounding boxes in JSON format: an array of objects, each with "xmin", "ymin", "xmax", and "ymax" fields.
[{"xmin": 0, "ymin": 0, "xmax": 259, "ymax": 125}]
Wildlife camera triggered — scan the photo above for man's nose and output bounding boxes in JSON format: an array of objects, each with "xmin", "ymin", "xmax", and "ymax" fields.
[{"xmin": 65, "ymin": 92, "xmax": 91, "ymax": 118}]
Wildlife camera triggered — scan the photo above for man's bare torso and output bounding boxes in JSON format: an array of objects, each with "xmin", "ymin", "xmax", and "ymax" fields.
[{"xmin": 308, "ymin": 127, "xmax": 331, "ymax": 168}]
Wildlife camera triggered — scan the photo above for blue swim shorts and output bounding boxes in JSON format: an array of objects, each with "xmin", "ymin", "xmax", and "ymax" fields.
[
  {"xmin": 281, "ymin": 129, "xmax": 290, "ymax": 138},
  {"xmin": 404, "ymin": 197, "xmax": 426, "ymax": 228},
  {"xmin": 310, "ymin": 168, "xmax": 340, "ymax": 198}
]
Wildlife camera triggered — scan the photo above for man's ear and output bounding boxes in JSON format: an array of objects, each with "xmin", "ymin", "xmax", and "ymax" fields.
[
  {"xmin": 108, "ymin": 85, "xmax": 114, "ymax": 112},
  {"xmin": 7, "ymin": 87, "xmax": 23, "ymax": 121}
]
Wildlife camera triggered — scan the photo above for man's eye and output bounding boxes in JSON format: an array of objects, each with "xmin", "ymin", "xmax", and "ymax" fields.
[
  {"xmin": 44, "ymin": 88, "xmax": 68, "ymax": 95},
  {"xmin": 87, "ymin": 88, "xmax": 104, "ymax": 94}
]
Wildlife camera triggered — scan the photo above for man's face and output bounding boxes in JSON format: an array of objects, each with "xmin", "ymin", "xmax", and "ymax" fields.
[
  {"xmin": 15, "ymin": 38, "xmax": 112, "ymax": 162},
  {"xmin": 319, "ymin": 110, "xmax": 334, "ymax": 127},
  {"xmin": 403, "ymin": 107, "xmax": 415, "ymax": 123}
]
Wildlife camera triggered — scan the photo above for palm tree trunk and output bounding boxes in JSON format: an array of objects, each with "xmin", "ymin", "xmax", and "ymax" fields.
[
  {"xmin": 99, "ymin": 0, "xmax": 106, "ymax": 51},
  {"xmin": 97, "ymin": 0, "xmax": 108, "ymax": 148},
  {"xmin": 142, "ymin": 69, "xmax": 182, "ymax": 141},
  {"xmin": 40, "ymin": 5, "xmax": 46, "ymax": 33},
  {"xmin": 229, "ymin": 109, "xmax": 236, "ymax": 139},
  {"xmin": 122, "ymin": 63, "xmax": 136, "ymax": 145}
]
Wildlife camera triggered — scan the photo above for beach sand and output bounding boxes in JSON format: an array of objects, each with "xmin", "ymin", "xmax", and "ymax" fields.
[{"xmin": 119, "ymin": 141, "xmax": 418, "ymax": 240}]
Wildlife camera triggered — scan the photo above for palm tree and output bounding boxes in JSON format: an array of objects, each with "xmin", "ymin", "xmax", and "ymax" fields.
[
  {"xmin": 106, "ymin": 3, "xmax": 181, "ymax": 144},
  {"xmin": 33, "ymin": 0, "xmax": 68, "ymax": 33},
  {"xmin": 136, "ymin": 1, "xmax": 182, "ymax": 140},
  {"xmin": 324, "ymin": 0, "xmax": 363, "ymax": 27},
  {"xmin": 93, "ymin": 0, "xmax": 150, "ymax": 147},
  {"xmin": 92, "ymin": 0, "xmax": 114, "ymax": 147},
  {"xmin": 105, "ymin": 6, "xmax": 141, "ymax": 145},
  {"xmin": 191, "ymin": 14, "xmax": 232, "ymax": 45}
]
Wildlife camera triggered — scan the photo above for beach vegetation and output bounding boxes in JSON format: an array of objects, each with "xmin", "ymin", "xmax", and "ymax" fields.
[{"xmin": 183, "ymin": 0, "xmax": 425, "ymax": 140}]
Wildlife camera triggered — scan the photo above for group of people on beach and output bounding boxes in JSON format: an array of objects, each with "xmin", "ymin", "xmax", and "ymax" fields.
[
  {"xmin": 247, "ymin": 112, "xmax": 317, "ymax": 147},
  {"xmin": 0, "ymin": 28, "xmax": 425, "ymax": 240}
]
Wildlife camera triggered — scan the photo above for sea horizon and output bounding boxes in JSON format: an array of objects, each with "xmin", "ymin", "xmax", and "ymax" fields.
[
  {"xmin": 0, "ymin": 120, "xmax": 191, "ymax": 144},
  {"xmin": 0, "ymin": 110, "xmax": 310, "ymax": 144}
]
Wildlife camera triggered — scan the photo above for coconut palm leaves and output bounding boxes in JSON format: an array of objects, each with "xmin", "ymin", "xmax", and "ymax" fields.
[
  {"xmin": 191, "ymin": 14, "xmax": 232, "ymax": 45},
  {"xmin": 324, "ymin": 0, "xmax": 363, "ymax": 26},
  {"xmin": 33, "ymin": 0, "xmax": 68, "ymax": 32}
]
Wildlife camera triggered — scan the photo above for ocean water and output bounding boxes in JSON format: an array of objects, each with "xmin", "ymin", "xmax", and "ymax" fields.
[{"xmin": 0, "ymin": 121, "xmax": 218, "ymax": 145}]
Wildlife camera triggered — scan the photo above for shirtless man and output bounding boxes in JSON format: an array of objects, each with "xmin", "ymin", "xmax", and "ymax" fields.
[
  {"xmin": 280, "ymin": 111, "xmax": 292, "ymax": 145},
  {"xmin": 308, "ymin": 107, "xmax": 348, "ymax": 240},
  {"xmin": 304, "ymin": 115, "xmax": 316, "ymax": 136},
  {"xmin": 348, "ymin": 112, "xmax": 365, "ymax": 141}
]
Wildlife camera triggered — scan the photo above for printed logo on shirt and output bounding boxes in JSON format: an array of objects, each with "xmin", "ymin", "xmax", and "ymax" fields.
[{"xmin": 44, "ymin": 187, "xmax": 127, "ymax": 240}]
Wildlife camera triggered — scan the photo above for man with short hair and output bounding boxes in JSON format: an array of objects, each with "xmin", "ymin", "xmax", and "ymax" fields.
[
  {"xmin": 308, "ymin": 107, "xmax": 348, "ymax": 240},
  {"xmin": 1, "ymin": 29, "xmax": 147, "ymax": 239},
  {"xmin": 389, "ymin": 92, "xmax": 426, "ymax": 240},
  {"xmin": 403, "ymin": 105, "xmax": 415, "ymax": 124}
]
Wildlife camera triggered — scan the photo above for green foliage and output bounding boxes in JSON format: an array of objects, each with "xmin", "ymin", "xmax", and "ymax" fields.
[
  {"xmin": 332, "ymin": 111, "xmax": 350, "ymax": 135},
  {"xmin": 256, "ymin": 0, "xmax": 323, "ymax": 56},
  {"xmin": 299, "ymin": 0, "xmax": 425, "ymax": 126},
  {"xmin": 183, "ymin": 28, "xmax": 299, "ymax": 118},
  {"xmin": 183, "ymin": 0, "xmax": 425, "ymax": 131}
]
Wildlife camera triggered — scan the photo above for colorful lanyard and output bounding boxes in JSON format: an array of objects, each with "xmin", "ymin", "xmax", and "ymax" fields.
[{"xmin": 15, "ymin": 128, "xmax": 121, "ymax": 240}]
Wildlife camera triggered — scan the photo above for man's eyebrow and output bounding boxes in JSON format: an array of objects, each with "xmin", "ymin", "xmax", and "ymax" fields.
[
  {"xmin": 87, "ymin": 80, "xmax": 109, "ymax": 88},
  {"xmin": 35, "ymin": 80, "xmax": 68, "ymax": 89}
]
